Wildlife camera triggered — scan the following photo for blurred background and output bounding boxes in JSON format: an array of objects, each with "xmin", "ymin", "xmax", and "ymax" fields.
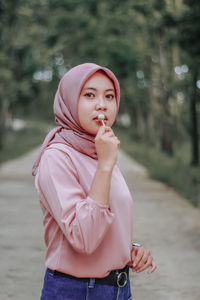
[{"xmin": 0, "ymin": 0, "xmax": 199, "ymax": 206}]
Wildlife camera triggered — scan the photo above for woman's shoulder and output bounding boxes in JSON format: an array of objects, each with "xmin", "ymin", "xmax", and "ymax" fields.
[
  {"xmin": 40, "ymin": 143, "xmax": 96, "ymax": 176},
  {"xmin": 38, "ymin": 143, "xmax": 78, "ymax": 176},
  {"xmin": 41, "ymin": 143, "xmax": 73, "ymax": 164},
  {"xmin": 46, "ymin": 142, "xmax": 72, "ymax": 153}
]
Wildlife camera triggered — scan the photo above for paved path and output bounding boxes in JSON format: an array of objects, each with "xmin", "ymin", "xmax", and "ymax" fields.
[{"xmin": 0, "ymin": 148, "xmax": 200, "ymax": 300}]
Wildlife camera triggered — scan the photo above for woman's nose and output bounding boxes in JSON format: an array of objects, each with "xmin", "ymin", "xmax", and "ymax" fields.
[{"xmin": 96, "ymin": 96, "xmax": 107, "ymax": 110}]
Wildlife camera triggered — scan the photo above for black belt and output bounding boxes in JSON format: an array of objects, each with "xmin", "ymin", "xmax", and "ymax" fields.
[{"xmin": 48, "ymin": 265, "xmax": 129, "ymax": 288}]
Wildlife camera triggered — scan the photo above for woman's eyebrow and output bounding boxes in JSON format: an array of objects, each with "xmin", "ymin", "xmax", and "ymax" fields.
[
  {"xmin": 106, "ymin": 89, "xmax": 115, "ymax": 92},
  {"xmin": 83, "ymin": 87, "xmax": 96, "ymax": 91}
]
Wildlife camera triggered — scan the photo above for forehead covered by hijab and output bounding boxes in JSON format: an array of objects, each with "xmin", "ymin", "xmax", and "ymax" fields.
[{"xmin": 54, "ymin": 63, "xmax": 120, "ymax": 130}]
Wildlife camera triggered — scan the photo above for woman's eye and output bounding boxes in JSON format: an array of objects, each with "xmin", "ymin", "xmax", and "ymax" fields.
[
  {"xmin": 106, "ymin": 94, "xmax": 115, "ymax": 100},
  {"xmin": 85, "ymin": 93, "xmax": 95, "ymax": 98}
]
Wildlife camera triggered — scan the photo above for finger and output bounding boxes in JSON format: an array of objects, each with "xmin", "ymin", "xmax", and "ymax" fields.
[
  {"xmin": 95, "ymin": 126, "xmax": 104, "ymax": 138},
  {"xmin": 103, "ymin": 131, "xmax": 115, "ymax": 138},
  {"xmin": 135, "ymin": 255, "xmax": 153, "ymax": 273},
  {"xmin": 136, "ymin": 257, "xmax": 157, "ymax": 274},
  {"xmin": 133, "ymin": 247, "xmax": 145, "ymax": 268},
  {"xmin": 101, "ymin": 132, "xmax": 120, "ymax": 143},
  {"xmin": 96, "ymin": 125, "xmax": 112, "ymax": 136},
  {"xmin": 103, "ymin": 126, "xmax": 114, "ymax": 133},
  {"xmin": 130, "ymin": 247, "xmax": 137, "ymax": 263},
  {"xmin": 135, "ymin": 249, "xmax": 151, "ymax": 269},
  {"xmin": 147, "ymin": 260, "xmax": 157, "ymax": 274},
  {"xmin": 131, "ymin": 247, "xmax": 137, "ymax": 268},
  {"xmin": 134, "ymin": 251, "xmax": 149, "ymax": 270},
  {"xmin": 113, "ymin": 136, "xmax": 120, "ymax": 145}
]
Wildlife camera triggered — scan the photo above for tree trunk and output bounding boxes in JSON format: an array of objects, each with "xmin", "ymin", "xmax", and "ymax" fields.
[
  {"xmin": 159, "ymin": 34, "xmax": 173, "ymax": 155},
  {"xmin": 161, "ymin": 94, "xmax": 173, "ymax": 155},
  {"xmin": 190, "ymin": 66, "xmax": 199, "ymax": 165},
  {"xmin": 0, "ymin": 99, "xmax": 4, "ymax": 150},
  {"xmin": 146, "ymin": 55, "xmax": 156, "ymax": 145}
]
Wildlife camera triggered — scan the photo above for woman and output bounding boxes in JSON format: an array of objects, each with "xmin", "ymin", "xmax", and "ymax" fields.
[{"xmin": 32, "ymin": 63, "xmax": 156, "ymax": 300}]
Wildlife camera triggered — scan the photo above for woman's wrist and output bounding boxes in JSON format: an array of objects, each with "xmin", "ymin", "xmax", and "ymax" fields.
[{"xmin": 97, "ymin": 161, "xmax": 114, "ymax": 173}]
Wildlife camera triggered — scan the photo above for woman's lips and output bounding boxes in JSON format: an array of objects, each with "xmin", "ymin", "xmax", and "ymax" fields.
[{"xmin": 93, "ymin": 116, "xmax": 108, "ymax": 121}]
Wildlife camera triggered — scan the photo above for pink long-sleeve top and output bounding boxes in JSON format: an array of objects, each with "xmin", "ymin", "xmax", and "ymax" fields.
[{"xmin": 35, "ymin": 143, "xmax": 134, "ymax": 278}]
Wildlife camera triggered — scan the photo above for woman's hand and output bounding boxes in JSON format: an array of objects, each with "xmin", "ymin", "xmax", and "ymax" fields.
[
  {"xmin": 129, "ymin": 245, "xmax": 157, "ymax": 274},
  {"xmin": 95, "ymin": 126, "xmax": 120, "ymax": 170}
]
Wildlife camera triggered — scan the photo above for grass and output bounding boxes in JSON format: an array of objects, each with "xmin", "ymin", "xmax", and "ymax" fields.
[{"xmin": 114, "ymin": 126, "xmax": 200, "ymax": 207}]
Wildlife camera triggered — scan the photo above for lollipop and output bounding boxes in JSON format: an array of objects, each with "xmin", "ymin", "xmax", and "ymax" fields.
[{"xmin": 98, "ymin": 114, "xmax": 105, "ymax": 126}]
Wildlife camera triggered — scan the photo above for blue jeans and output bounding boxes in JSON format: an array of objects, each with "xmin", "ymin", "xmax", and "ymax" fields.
[{"xmin": 41, "ymin": 269, "xmax": 132, "ymax": 300}]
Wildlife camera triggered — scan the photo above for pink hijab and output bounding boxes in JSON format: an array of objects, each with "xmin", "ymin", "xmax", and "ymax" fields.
[{"xmin": 32, "ymin": 63, "xmax": 120, "ymax": 176}]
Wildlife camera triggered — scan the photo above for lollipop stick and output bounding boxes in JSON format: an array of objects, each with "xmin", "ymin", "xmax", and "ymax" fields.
[{"xmin": 98, "ymin": 114, "xmax": 105, "ymax": 126}]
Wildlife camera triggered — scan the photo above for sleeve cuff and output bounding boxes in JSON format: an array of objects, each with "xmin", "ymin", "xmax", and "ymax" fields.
[{"xmin": 86, "ymin": 196, "xmax": 111, "ymax": 209}]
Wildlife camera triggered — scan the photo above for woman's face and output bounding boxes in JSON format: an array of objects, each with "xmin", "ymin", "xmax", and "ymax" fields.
[{"xmin": 78, "ymin": 72, "xmax": 117, "ymax": 135}]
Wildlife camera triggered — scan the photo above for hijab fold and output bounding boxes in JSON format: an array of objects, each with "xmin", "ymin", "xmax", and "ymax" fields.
[{"xmin": 32, "ymin": 63, "xmax": 120, "ymax": 176}]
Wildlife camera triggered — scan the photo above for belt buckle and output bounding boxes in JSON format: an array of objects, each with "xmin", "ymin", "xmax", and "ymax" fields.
[{"xmin": 116, "ymin": 271, "xmax": 128, "ymax": 288}]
